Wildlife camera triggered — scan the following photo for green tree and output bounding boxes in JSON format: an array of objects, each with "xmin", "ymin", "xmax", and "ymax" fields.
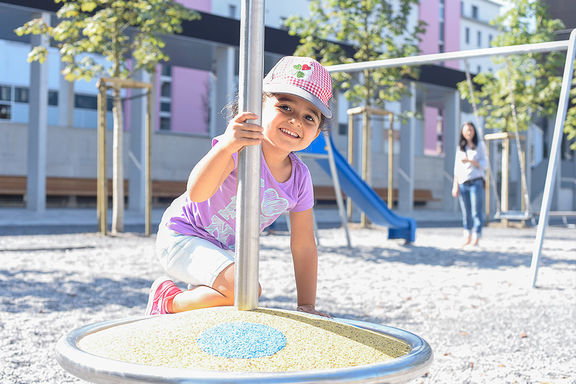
[
  {"xmin": 16, "ymin": 0, "xmax": 199, "ymax": 233},
  {"xmin": 458, "ymin": 0, "xmax": 576, "ymax": 148},
  {"xmin": 285, "ymin": 0, "xmax": 425, "ymax": 110}
]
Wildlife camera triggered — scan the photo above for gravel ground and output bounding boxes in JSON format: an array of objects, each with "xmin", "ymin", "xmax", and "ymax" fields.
[{"xmin": 0, "ymin": 225, "xmax": 574, "ymax": 384}]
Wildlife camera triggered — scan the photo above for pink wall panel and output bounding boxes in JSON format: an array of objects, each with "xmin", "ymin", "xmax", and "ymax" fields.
[
  {"xmin": 177, "ymin": 0, "xmax": 211, "ymax": 12},
  {"xmin": 444, "ymin": 0, "xmax": 461, "ymax": 69},
  {"xmin": 171, "ymin": 66, "xmax": 210, "ymax": 135},
  {"xmin": 424, "ymin": 106, "xmax": 440, "ymax": 155},
  {"xmin": 419, "ymin": 0, "xmax": 439, "ymax": 55}
]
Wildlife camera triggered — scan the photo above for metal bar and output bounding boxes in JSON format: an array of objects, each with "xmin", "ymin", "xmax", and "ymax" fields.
[
  {"xmin": 327, "ymin": 40, "xmax": 569, "ymax": 73},
  {"xmin": 324, "ymin": 131, "xmax": 352, "ymax": 248},
  {"xmin": 388, "ymin": 115, "xmax": 394, "ymax": 208},
  {"xmin": 530, "ymin": 29, "xmax": 576, "ymax": 288},
  {"xmin": 234, "ymin": 0, "xmax": 265, "ymax": 310}
]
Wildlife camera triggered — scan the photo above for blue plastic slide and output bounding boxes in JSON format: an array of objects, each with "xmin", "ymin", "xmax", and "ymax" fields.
[{"xmin": 300, "ymin": 134, "xmax": 416, "ymax": 243}]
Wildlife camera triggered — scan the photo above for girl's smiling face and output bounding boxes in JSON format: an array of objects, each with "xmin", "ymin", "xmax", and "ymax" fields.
[{"xmin": 260, "ymin": 93, "xmax": 322, "ymax": 154}]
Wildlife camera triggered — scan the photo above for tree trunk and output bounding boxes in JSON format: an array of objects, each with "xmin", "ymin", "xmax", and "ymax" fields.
[{"xmin": 111, "ymin": 86, "xmax": 124, "ymax": 234}]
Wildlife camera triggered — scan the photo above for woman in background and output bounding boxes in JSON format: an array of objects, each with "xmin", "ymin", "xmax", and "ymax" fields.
[{"xmin": 452, "ymin": 122, "xmax": 487, "ymax": 247}]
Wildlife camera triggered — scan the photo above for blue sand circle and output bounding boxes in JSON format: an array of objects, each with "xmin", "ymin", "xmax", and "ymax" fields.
[{"xmin": 197, "ymin": 322, "xmax": 287, "ymax": 359}]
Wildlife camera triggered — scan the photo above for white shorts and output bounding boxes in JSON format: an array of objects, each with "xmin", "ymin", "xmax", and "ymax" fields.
[{"xmin": 155, "ymin": 226, "xmax": 235, "ymax": 287}]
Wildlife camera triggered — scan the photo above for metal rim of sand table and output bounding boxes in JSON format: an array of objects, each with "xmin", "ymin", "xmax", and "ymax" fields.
[{"xmin": 55, "ymin": 312, "xmax": 433, "ymax": 384}]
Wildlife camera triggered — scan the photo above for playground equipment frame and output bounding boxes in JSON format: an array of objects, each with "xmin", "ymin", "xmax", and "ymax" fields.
[
  {"xmin": 346, "ymin": 106, "xmax": 396, "ymax": 225},
  {"xmin": 96, "ymin": 78, "xmax": 153, "ymax": 236},
  {"xmin": 325, "ymin": 31, "xmax": 576, "ymax": 288}
]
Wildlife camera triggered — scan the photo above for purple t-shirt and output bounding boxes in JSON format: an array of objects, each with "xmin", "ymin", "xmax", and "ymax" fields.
[{"xmin": 161, "ymin": 137, "xmax": 315, "ymax": 250}]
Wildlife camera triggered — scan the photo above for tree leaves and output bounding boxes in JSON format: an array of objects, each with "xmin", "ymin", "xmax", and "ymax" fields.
[
  {"xmin": 15, "ymin": 0, "xmax": 200, "ymax": 81},
  {"xmin": 459, "ymin": 0, "xmax": 576, "ymax": 148},
  {"xmin": 285, "ymin": 0, "xmax": 423, "ymax": 109}
]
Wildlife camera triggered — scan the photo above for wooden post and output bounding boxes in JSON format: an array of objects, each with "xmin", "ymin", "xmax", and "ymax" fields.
[
  {"xmin": 388, "ymin": 114, "xmax": 394, "ymax": 208},
  {"xmin": 501, "ymin": 137, "xmax": 510, "ymax": 226},
  {"xmin": 484, "ymin": 138, "xmax": 491, "ymax": 218},
  {"xmin": 361, "ymin": 108, "xmax": 370, "ymax": 227},
  {"xmin": 97, "ymin": 78, "xmax": 153, "ymax": 236},
  {"xmin": 347, "ymin": 111, "xmax": 355, "ymax": 220},
  {"xmin": 97, "ymin": 81, "xmax": 108, "ymax": 235},
  {"xmin": 145, "ymin": 87, "xmax": 152, "ymax": 236}
]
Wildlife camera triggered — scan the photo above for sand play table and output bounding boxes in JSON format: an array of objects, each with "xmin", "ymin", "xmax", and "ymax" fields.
[{"xmin": 56, "ymin": 307, "xmax": 432, "ymax": 383}]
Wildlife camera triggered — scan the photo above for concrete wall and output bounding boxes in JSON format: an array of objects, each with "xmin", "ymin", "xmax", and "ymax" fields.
[{"xmin": 0, "ymin": 122, "xmax": 210, "ymax": 181}]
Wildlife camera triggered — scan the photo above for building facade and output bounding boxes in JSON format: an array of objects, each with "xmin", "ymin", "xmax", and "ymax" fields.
[{"xmin": 1, "ymin": 0, "xmax": 573, "ymax": 213}]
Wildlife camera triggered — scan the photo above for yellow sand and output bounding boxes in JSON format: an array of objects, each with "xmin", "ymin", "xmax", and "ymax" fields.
[{"xmin": 79, "ymin": 307, "xmax": 410, "ymax": 372}]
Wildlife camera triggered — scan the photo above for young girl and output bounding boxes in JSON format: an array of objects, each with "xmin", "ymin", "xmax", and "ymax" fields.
[
  {"xmin": 451, "ymin": 122, "xmax": 487, "ymax": 247},
  {"xmin": 146, "ymin": 56, "xmax": 332, "ymax": 318}
]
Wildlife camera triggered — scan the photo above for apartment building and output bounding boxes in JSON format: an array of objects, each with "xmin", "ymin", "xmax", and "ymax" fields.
[{"xmin": 2, "ymin": 0, "xmax": 571, "ymax": 212}]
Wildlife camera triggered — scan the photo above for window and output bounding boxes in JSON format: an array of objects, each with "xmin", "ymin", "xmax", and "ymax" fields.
[
  {"xmin": 488, "ymin": 34, "xmax": 493, "ymax": 46},
  {"xmin": 477, "ymin": 65, "xmax": 482, "ymax": 73},
  {"xmin": 465, "ymin": 27, "xmax": 470, "ymax": 44},
  {"xmin": 161, "ymin": 82, "xmax": 171, "ymax": 98},
  {"xmin": 161, "ymin": 64, "xmax": 172, "ymax": 77},
  {"xmin": 461, "ymin": 1, "xmax": 464, "ymax": 16},
  {"xmin": 15, "ymin": 87, "xmax": 29, "ymax": 103},
  {"xmin": 228, "ymin": 4, "xmax": 237, "ymax": 18},
  {"xmin": 160, "ymin": 116, "xmax": 171, "ymax": 131},
  {"xmin": 160, "ymin": 102, "xmax": 171, "ymax": 113},
  {"xmin": 472, "ymin": 5, "xmax": 478, "ymax": 19},
  {"xmin": 477, "ymin": 30, "xmax": 482, "ymax": 47},
  {"xmin": 75, "ymin": 94, "xmax": 112, "ymax": 111},
  {"xmin": 14, "ymin": 87, "xmax": 57, "ymax": 105},
  {"xmin": 439, "ymin": 22, "xmax": 445, "ymax": 43},
  {"xmin": 75, "ymin": 94, "xmax": 97, "ymax": 110},
  {"xmin": 0, "ymin": 104, "xmax": 10, "ymax": 119},
  {"xmin": 48, "ymin": 90, "xmax": 58, "ymax": 106},
  {"xmin": 0, "ymin": 85, "xmax": 11, "ymax": 101}
]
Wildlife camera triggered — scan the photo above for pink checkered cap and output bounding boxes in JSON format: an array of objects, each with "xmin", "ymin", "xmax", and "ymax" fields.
[{"xmin": 263, "ymin": 56, "xmax": 333, "ymax": 119}]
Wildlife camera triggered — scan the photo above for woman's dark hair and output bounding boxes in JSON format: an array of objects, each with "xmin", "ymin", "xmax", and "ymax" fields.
[
  {"xmin": 223, "ymin": 92, "xmax": 328, "ymax": 131},
  {"xmin": 458, "ymin": 122, "xmax": 478, "ymax": 151}
]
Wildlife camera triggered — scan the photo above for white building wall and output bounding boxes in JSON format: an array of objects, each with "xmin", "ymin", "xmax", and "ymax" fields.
[{"xmin": 460, "ymin": 0, "xmax": 502, "ymax": 73}]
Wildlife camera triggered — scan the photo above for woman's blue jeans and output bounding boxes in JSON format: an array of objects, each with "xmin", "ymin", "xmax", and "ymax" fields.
[{"xmin": 458, "ymin": 178, "xmax": 485, "ymax": 237}]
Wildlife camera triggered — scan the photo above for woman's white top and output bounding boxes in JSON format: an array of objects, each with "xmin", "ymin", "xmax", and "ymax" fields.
[{"xmin": 453, "ymin": 141, "xmax": 487, "ymax": 184}]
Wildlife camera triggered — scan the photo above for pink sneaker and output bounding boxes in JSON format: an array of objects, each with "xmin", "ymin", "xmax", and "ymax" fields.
[{"xmin": 145, "ymin": 277, "xmax": 182, "ymax": 316}]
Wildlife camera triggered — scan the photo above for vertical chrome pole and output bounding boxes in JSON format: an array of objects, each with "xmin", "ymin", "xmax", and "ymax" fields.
[
  {"xmin": 530, "ymin": 28, "xmax": 576, "ymax": 288},
  {"xmin": 324, "ymin": 131, "xmax": 352, "ymax": 248},
  {"xmin": 235, "ymin": 0, "xmax": 265, "ymax": 310}
]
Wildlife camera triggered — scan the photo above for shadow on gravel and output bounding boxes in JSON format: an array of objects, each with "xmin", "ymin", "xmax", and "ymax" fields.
[
  {"xmin": 316, "ymin": 244, "xmax": 575, "ymax": 270},
  {"xmin": 0, "ymin": 269, "xmax": 148, "ymax": 313},
  {"xmin": 0, "ymin": 246, "xmax": 96, "ymax": 253}
]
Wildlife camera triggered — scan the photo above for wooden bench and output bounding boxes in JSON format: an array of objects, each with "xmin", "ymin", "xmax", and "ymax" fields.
[
  {"xmin": 1, "ymin": 176, "xmax": 436, "ymax": 206},
  {"xmin": 313, "ymin": 185, "xmax": 436, "ymax": 205},
  {"xmin": 0, "ymin": 176, "xmax": 127, "ymax": 196}
]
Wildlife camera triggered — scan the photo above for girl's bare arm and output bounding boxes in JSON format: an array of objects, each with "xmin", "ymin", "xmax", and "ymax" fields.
[
  {"xmin": 289, "ymin": 208, "xmax": 331, "ymax": 318},
  {"xmin": 187, "ymin": 112, "xmax": 263, "ymax": 202}
]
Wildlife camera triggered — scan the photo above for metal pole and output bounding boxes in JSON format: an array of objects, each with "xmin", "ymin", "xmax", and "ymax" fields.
[
  {"xmin": 530, "ymin": 29, "xmax": 576, "ymax": 288},
  {"xmin": 234, "ymin": 0, "xmax": 265, "ymax": 310},
  {"xmin": 327, "ymin": 41, "xmax": 569, "ymax": 73},
  {"xmin": 97, "ymin": 82, "xmax": 108, "ymax": 235},
  {"xmin": 324, "ymin": 131, "xmax": 352, "ymax": 248},
  {"xmin": 388, "ymin": 115, "xmax": 394, "ymax": 208}
]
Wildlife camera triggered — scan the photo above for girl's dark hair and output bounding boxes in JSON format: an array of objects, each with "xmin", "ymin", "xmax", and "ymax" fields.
[
  {"xmin": 223, "ymin": 92, "xmax": 328, "ymax": 131},
  {"xmin": 459, "ymin": 121, "xmax": 478, "ymax": 151}
]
